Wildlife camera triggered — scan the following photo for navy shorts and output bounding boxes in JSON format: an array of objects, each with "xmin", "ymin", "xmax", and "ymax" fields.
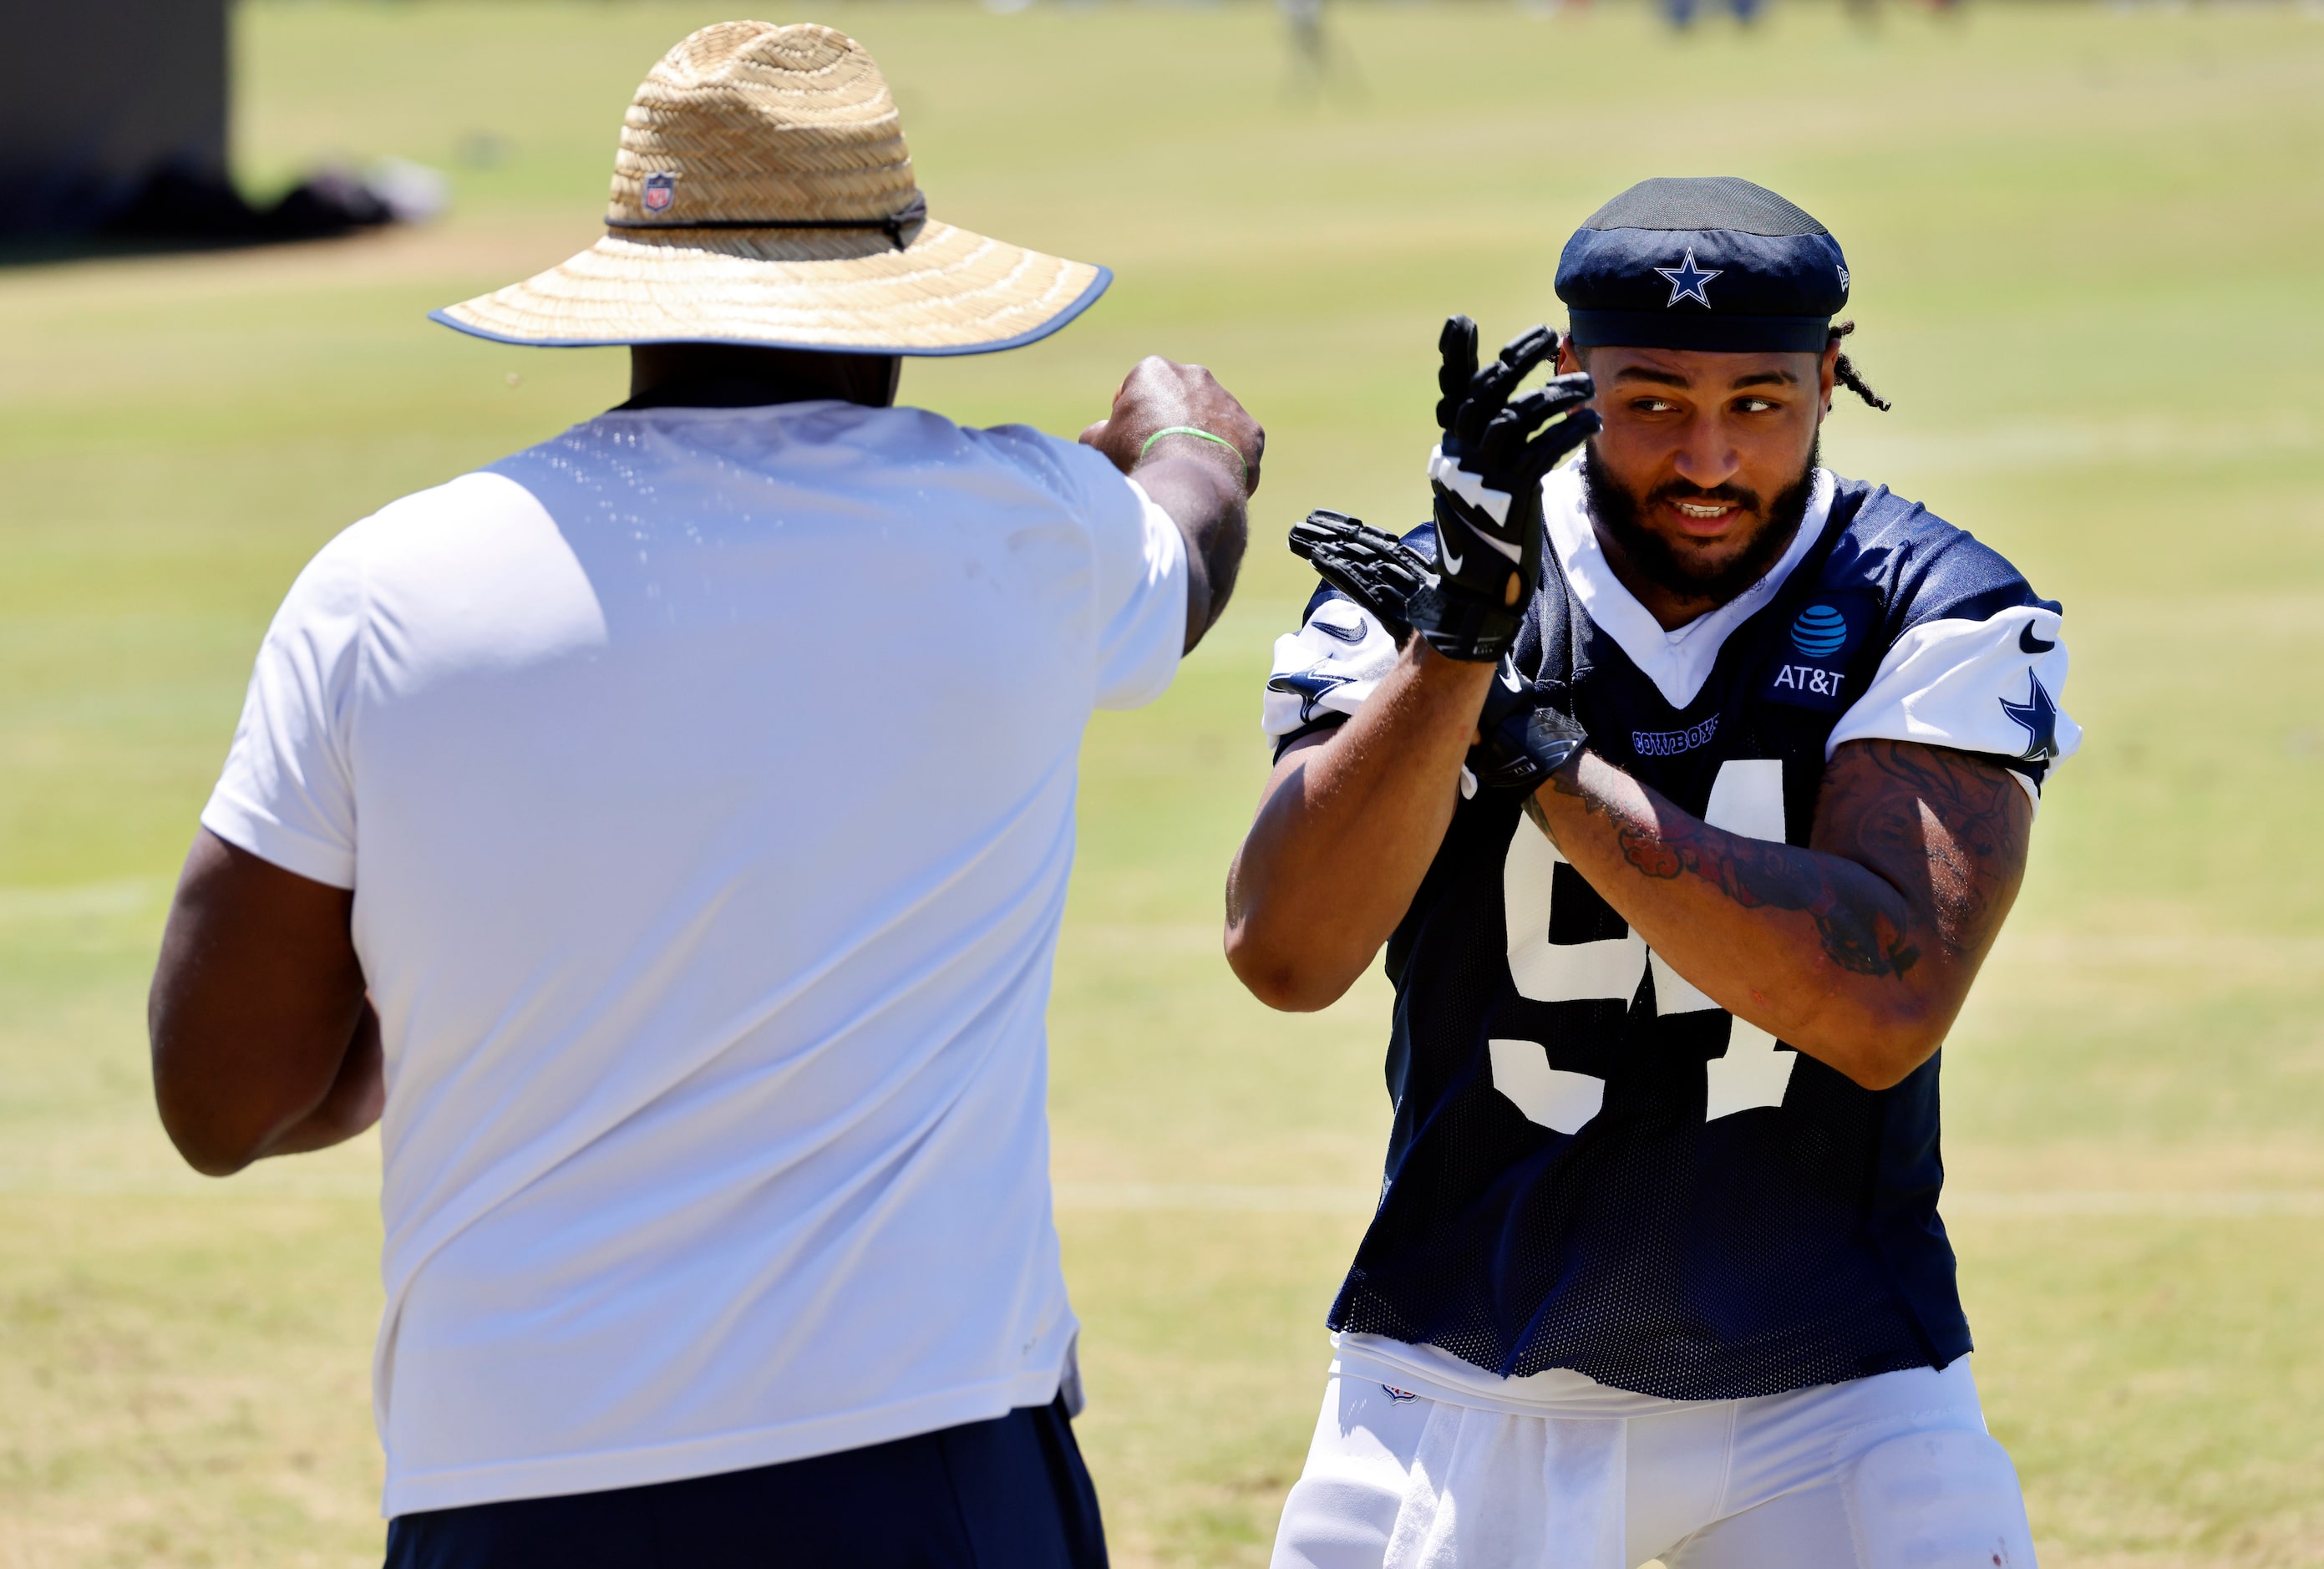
[{"xmin": 383, "ymin": 1398, "xmax": 1106, "ymax": 1569}]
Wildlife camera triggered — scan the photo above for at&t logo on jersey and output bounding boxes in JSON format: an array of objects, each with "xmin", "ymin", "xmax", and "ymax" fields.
[
  {"xmin": 1763, "ymin": 596, "xmax": 1872, "ymax": 713},
  {"xmin": 1790, "ymin": 603, "xmax": 1849, "ymax": 657},
  {"xmin": 1771, "ymin": 664, "xmax": 1847, "ymax": 700}
]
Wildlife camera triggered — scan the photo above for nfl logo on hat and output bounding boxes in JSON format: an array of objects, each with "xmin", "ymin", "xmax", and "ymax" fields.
[{"xmin": 642, "ymin": 171, "xmax": 677, "ymax": 213}]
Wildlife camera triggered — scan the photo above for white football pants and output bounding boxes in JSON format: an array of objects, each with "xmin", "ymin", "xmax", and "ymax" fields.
[{"xmin": 1270, "ymin": 1359, "xmax": 2036, "ymax": 1569}]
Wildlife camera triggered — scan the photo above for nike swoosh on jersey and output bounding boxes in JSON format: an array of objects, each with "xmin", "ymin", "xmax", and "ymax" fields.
[{"xmin": 2018, "ymin": 621, "xmax": 2057, "ymax": 655}]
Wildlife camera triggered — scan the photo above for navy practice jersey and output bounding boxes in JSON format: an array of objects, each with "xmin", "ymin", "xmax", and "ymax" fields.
[{"xmin": 1261, "ymin": 464, "xmax": 2078, "ymax": 1401}]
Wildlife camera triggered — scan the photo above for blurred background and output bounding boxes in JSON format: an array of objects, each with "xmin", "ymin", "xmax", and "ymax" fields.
[{"xmin": 1, "ymin": 1, "xmax": 2319, "ymax": 1563}]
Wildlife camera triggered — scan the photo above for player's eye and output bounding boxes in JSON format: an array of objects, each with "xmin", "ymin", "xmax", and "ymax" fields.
[
  {"xmin": 1734, "ymin": 397, "xmax": 1778, "ymax": 414},
  {"xmin": 1631, "ymin": 397, "xmax": 1679, "ymax": 414}
]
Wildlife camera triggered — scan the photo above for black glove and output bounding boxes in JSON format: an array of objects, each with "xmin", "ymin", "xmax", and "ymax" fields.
[
  {"xmin": 1408, "ymin": 317, "xmax": 1599, "ymax": 663},
  {"xmin": 1287, "ymin": 509, "xmax": 1433, "ymax": 643},
  {"xmin": 1469, "ymin": 658, "xmax": 1589, "ymax": 794}
]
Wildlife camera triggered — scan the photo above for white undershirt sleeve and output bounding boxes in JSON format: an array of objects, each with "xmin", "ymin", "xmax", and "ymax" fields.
[{"xmin": 199, "ymin": 533, "xmax": 366, "ymax": 888}]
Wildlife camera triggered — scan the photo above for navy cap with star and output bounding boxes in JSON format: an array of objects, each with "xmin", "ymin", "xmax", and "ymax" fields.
[{"xmin": 1555, "ymin": 177, "xmax": 1850, "ymax": 353}]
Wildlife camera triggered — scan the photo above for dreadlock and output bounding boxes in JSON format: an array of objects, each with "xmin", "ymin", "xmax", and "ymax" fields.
[{"xmin": 1829, "ymin": 319, "xmax": 1890, "ymax": 412}]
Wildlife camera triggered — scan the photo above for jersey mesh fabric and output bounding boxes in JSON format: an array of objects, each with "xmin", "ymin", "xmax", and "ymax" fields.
[
  {"xmin": 1311, "ymin": 475, "xmax": 2063, "ymax": 1400},
  {"xmin": 1340, "ymin": 808, "xmax": 1933, "ymax": 1398}
]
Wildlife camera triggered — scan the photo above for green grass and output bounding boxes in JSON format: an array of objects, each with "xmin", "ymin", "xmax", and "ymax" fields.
[{"xmin": 2, "ymin": 0, "xmax": 2321, "ymax": 1562}]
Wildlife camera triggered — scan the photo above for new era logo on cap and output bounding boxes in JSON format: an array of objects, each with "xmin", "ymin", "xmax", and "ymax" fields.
[{"xmin": 642, "ymin": 171, "xmax": 677, "ymax": 213}]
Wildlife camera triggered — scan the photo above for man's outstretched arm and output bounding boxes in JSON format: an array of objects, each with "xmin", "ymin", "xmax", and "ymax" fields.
[
  {"xmin": 1527, "ymin": 739, "xmax": 2034, "ymax": 1089},
  {"xmin": 1079, "ymin": 355, "xmax": 1263, "ymax": 653},
  {"xmin": 150, "ymin": 831, "xmax": 383, "ymax": 1175}
]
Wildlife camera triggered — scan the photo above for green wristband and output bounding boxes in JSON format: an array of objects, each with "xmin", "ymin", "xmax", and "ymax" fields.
[{"xmin": 1139, "ymin": 424, "xmax": 1248, "ymax": 486}]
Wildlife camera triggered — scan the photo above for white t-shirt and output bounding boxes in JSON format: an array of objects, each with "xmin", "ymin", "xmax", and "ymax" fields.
[{"xmin": 200, "ymin": 401, "xmax": 1189, "ymax": 1516}]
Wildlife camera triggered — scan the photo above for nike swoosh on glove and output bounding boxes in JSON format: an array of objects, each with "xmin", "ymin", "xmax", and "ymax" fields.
[
  {"xmin": 1408, "ymin": 316, "xmax": 1599, "ymax": 663},
  {"xmin": 1288, "ymin": 509, "xmax": 1433, "ymax": 644},
  {"xmin": 1469, "ymin": 656, "xmax": 1588, "ymax": 794}
]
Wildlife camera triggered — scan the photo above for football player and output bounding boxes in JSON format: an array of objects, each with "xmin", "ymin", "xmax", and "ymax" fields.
[{"xmin": 1227, "ymin": 178, "xmax": 2078, "ymax": 1567}]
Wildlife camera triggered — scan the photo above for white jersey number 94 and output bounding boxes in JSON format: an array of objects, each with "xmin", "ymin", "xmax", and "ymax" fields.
[{"xmin": 1491, "ymin": 759, "xmax": 1799, "ymax": 1136}]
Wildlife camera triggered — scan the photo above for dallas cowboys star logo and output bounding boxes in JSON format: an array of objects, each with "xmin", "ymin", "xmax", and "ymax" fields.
[
  {"xmin": 1270, "ymin": 668, "xmax": 1355, "ymax": 724},
  {"xmin": 1655, "ymin": 248, "xmax": 1722, "ymax": 309},
  {"xmin": 1999, "ymin": 670, "xmax": 2061, "ymax": 762}
]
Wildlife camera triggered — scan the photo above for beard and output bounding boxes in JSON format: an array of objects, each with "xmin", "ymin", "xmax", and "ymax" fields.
[{"xmin": 1579, "ymin": 434, "xmax": 1820, "ymax": 607}]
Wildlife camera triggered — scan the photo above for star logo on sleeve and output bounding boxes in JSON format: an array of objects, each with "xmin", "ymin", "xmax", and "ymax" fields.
[
  {"xmin": 1269, "ymin": 668, "xmax": 1354, "ymax": 724},
  {"xmin": 1654, "ymin": 248, "xmax": 1723, "ymax": 309},
  {"xmin": 1999, "ymin": 671, "xmax": 2061, "ymax": 761}
]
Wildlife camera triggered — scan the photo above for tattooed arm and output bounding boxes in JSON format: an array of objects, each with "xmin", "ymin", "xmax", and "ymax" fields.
[{"xmin": 1525, "ymin": 739, "xmax": 2033, "ymax": 1089}]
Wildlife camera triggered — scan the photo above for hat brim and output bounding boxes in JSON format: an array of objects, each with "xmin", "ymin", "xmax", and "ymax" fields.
[{"xmin": 432, "ymin": 221, "xmax": 1109, "ymax": 355}]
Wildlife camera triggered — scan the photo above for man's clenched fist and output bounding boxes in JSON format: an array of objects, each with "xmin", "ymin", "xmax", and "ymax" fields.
[{"xmin": 1079, "ymin": 355, "xmax": 1264, "ymax": 497}]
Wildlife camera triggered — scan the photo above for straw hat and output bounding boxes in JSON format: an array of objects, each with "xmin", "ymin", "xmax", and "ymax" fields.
[{"xmin": 432, "ymin": 21, "xmax": 1109, "ymax": 355}]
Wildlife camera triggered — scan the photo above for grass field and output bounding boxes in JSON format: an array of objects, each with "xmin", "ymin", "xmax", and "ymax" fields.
[{"xmin": 3, "ymin": 0, "xmax": 2321, "ymax": 1563}]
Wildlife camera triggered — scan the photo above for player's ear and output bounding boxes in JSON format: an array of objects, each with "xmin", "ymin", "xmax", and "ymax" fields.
[
  {"xmin": 1818, "ymin": 342, "xmax": 1839, "ymax": 419},
  {"xmin": 1555, "ymin": 333, "xmax": 1584, "ymax": 377}
]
